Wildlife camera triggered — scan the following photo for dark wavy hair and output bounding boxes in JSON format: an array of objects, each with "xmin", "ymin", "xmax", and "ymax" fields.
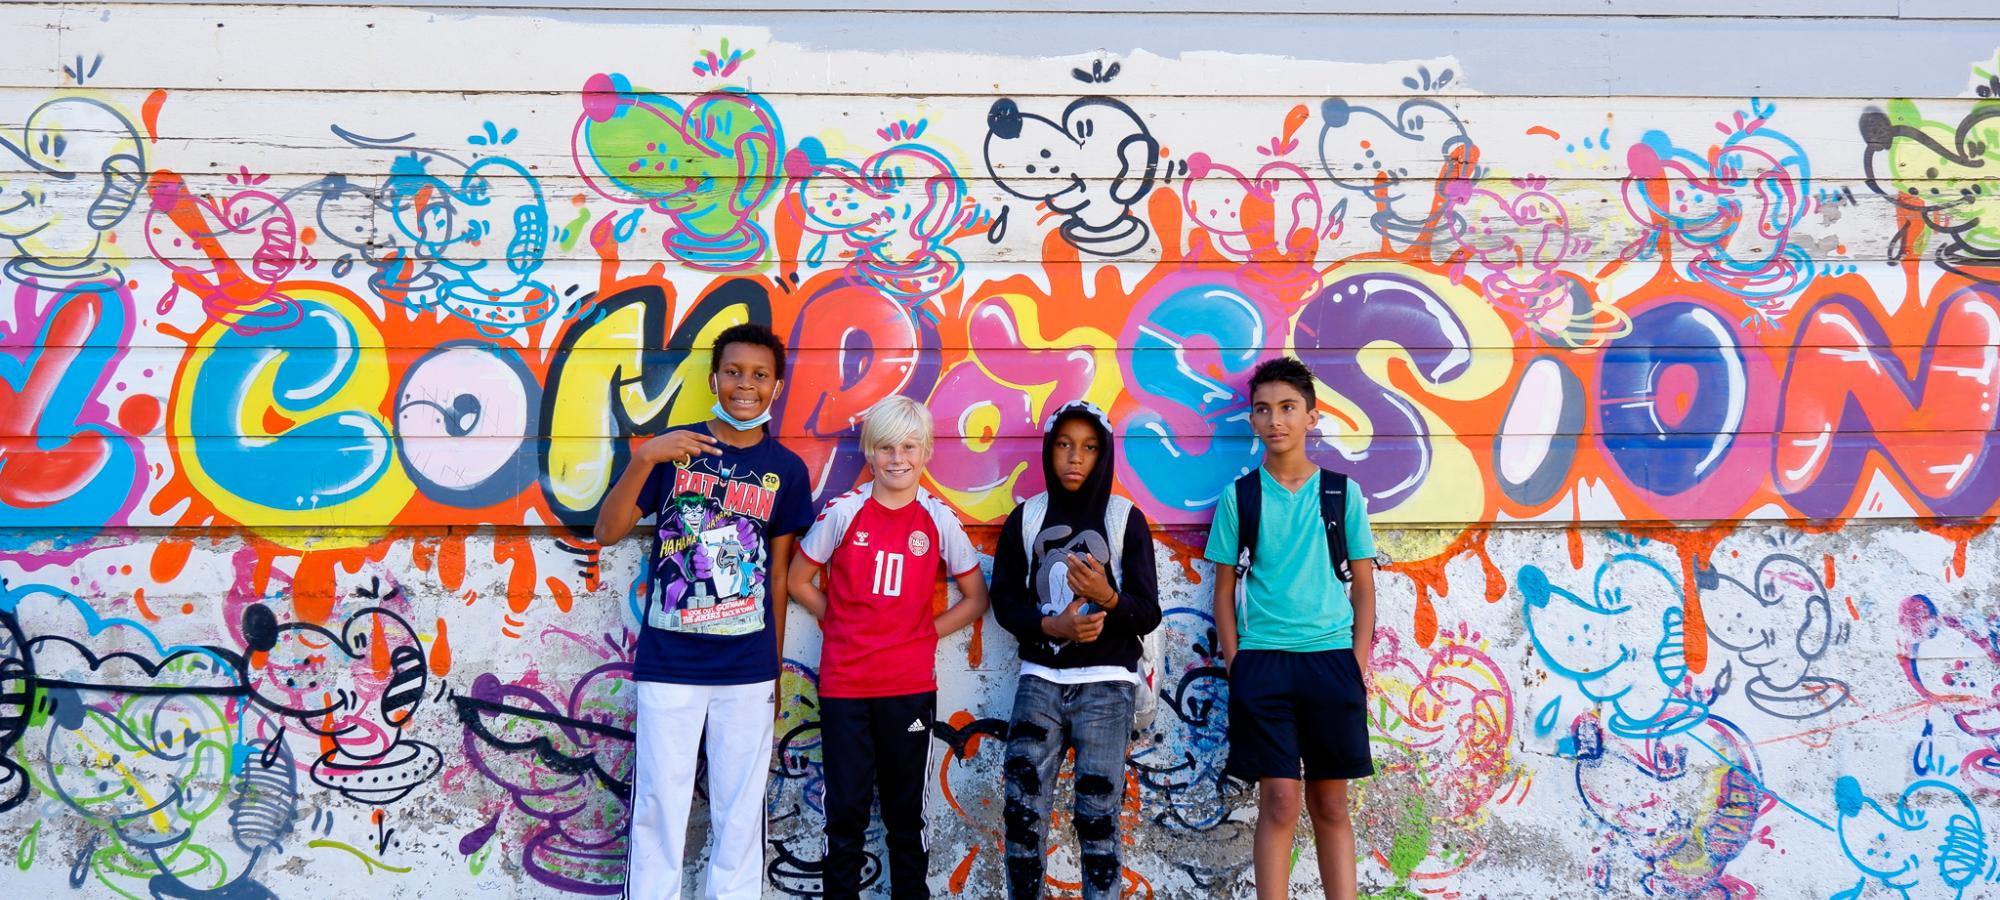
[{"xmin": 1248, "ymin": 356, "xmax": 1316, "ymax": 406}]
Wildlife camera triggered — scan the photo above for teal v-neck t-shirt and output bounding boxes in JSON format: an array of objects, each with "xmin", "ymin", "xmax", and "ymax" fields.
[{"xmin": 1203, "ymin": 468, "xmax": 1376, "ymax": 652}]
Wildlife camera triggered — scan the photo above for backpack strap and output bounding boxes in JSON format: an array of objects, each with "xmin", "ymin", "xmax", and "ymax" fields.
[
  {"xmin": 1020, "ymin": 493, "xmax": 1049, "ymax": 563},
  {"xmin": 1232, "ymin": 471, "xmax": 1262, "ymax": 576},
  {"xmin": 1104, "ymin": 495, "xmax": 1133, "ymax": 579},
  {"xmin": 1318, "ymin": 468, "xmax": 1353, "ymax": 584}
]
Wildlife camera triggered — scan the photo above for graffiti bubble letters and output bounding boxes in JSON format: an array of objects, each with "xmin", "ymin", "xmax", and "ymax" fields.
[
  {"xmin": 929, "ymin": 293, "xmax": 1117, "ymax": 522},
  {"xmin": 175, "ymin": 290, "xmax": 414, "ymax": 530},
  {"xmin": 1775, "ymin": 286, "xmax": 2000, "ymax": 520},
  {"xmin": 396, "ymin": 341, "xmax": 541, "ymax": 509},
  {"xmin": 0, "ymin": 278, "xmax": 143, "ymax": 529}
]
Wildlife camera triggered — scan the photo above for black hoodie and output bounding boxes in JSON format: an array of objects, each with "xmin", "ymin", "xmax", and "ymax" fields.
[{"xmin": 990, "ymin": 402, "xmax": 1161, "ymax": 673}]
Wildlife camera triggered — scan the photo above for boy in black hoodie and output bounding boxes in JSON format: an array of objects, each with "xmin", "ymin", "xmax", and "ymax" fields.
[{"xmin": 990, "ymin": 401, "xmax": 1162, "ymax": 900}]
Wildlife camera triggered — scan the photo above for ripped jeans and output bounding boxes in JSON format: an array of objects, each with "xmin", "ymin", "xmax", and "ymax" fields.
[{"xmin": 1001, "ymin": 675, "xmax": 1135, "ymax": 900}]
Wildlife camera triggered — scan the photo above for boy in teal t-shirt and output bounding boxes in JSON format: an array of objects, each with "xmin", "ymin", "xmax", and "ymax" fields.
[{"xmin": 1205, "ymin": 356, "xmax": 1379, "ymax": 900}]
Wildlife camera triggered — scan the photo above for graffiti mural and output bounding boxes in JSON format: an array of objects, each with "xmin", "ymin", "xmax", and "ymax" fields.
[{"xmin": 1, "ymin": 12, "xmax": 1998, "ymax": 899}]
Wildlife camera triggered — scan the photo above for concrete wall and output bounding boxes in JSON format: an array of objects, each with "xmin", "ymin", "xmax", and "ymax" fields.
[{"xmin": 2, "ymin": 3, "xmax": 1998, "ymax": 897}]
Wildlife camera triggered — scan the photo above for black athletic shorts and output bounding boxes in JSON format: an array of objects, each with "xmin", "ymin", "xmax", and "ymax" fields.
[{"xmin": 1225, "ymin": 648, "xmax": 1374, "ymax": 782}]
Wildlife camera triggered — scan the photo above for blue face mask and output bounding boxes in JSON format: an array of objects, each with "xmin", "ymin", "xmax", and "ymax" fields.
[{"xmin": 711, "ymin": 401, "xmax": 772, "ymax": 432}]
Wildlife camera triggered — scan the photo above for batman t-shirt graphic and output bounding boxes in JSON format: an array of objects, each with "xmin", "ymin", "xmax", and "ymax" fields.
[{"xmin": 632, "ymin": 425, "xmax": 811, "ymax": 685}]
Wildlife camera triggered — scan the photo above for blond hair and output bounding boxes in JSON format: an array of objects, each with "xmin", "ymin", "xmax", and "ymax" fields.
[{"xmin": 859, "ymin": 395, "xmax": 934, "ymax": 451}]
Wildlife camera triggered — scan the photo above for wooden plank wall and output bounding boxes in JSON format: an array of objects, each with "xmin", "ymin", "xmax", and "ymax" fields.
[{"xmin": 1, "ymin": 5, "xmax": 1997, "ymax": 899}]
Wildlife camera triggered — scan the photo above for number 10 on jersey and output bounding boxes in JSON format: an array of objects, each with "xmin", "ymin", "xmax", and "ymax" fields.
[{"xmin": 872, "ymin": 551, "xmax": 905, "ymax": 596}]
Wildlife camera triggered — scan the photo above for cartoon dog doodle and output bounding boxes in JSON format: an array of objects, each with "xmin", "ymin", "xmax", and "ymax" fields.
[
  {"xmin": 984, "ymin": 97, "xmax": 1158, "ymax": 257},
  {"xmin": 1520, "ymin": 557, "xmax": 1710, "ymax": 739},
  {"xmin": 1699, "ymin": 553, "xmax": 1852, "ymax": 721},
  {"xmin": 1860, "ymin": 102, "xmax": 2000, "ymax": 281},
  {"xmin": 1317, "ymin": 96, "xmax": 1472, "ymax": 252},
  {"xmin": 1834, "ymin": 775, "xmax": 1994, "ymax": 900},
  {"xmin": 241, "ymin": 600, "xmax": 443, "ymax": 805}
]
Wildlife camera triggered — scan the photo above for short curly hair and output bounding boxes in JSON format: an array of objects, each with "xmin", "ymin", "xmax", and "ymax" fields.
[{"xmin": 711, "ymin": 322, "xmax": 787, "ymax": 381}]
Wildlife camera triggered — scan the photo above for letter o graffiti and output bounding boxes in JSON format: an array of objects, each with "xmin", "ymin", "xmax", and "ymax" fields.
[
  {"xmin": 1494, "ymin": 354, "xmax": 1584, "ymax": 508},
  {"xmin": 1596, "ymin": 300, "xmax": 1773, "ymax": 515},
  {"xmin": 394, "ymin": 341, "xmax": 541, "ymax": 508}
]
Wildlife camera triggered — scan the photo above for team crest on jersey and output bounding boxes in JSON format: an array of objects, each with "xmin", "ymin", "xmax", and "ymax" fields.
[{"xmin": 908, "ymin": 532, "xmax": 930, "ymax": 556}]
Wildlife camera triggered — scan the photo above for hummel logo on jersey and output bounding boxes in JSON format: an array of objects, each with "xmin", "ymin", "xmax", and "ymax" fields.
[
  {"xmin": 906, "ymin": 719, "xmax": 926, "ymax": 733},
  {"xmin": 854, "ymin": 531, "xmax": 870, "ymax": 547}
]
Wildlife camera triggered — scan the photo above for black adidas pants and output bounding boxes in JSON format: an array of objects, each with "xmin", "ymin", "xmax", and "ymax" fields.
[{"xmin": 820, "ymin": 690, "xmax": 937, "ymax": 900}]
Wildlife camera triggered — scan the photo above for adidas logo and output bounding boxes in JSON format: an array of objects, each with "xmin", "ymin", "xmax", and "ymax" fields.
[{"xmin": 906, "ymin": 719, "xmax": 926, "ymax": 733}]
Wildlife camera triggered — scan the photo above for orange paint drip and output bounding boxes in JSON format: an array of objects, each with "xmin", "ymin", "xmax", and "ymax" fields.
[
  {"xmin": 430, "ymin": 618, "xmax": 452, "ymax": 676},
  {"xmin": 131, "ymin": 588, "xmax": 160, "ymax": 622},
  {"xmin": 1845, "ymin": 597, "xmax": 1861, "ymax": 621},
  {"xmin": 1566, "ymin": 524, "xmax": 1585, "ymax": 570},
  {"xmin": 151, "ymin": 540, "xmax": 194, "ymax": 583},
  {"xmin": 1917, "ymin": 519, "xmax": 1993, "ymax": 580},
  {"xmin": 1280, "ymin": 104, "xmax": 1311, "ymax": 147},
  {"xmin": 141, "ymin": 90, "xmax": 167, "ymax": 142},
  {"xmin": 1413, "ymin": 591, "xmax": 1439, "ymax": 648},
  {"xmin": 251, "ymin": 550, "xmax": 279, "ymax": 600},
  {"xmin": 319, "ymin": 709, "xmax": 338, "ymax": 757},
  {"xmin": 1155, "ymin": 532, "xmax": 1204, "ymax": 585},
  {"xmin": 545, "ymin": 577, "xmax": 575, "ymax": 614},
  {"xmin": 292, "ymin": 552, "xmax": 340, "ymax": 624},
  {"xmin": 1469, "ymin": 530, "xmax": 1506, "ymax": 605},
  {"xmin": 1822, "ymin": 553, "xmax": 1838, "ymax": 590},
  {"xmin": 495, "ymin": 536, "xmax": 538, "ymax": 614},
  {"xmin": 439, "ymin": 537, "xmax": 467, "ymax": 592},
  {"xmin": 411, "ymin": 537, "xmax": 435, "ymax": 573},
  {"xmin": 967, "ymin": 618, "xmax": 984, "ymax": 669},
  {"xmin": 1385, "ymin": 528, "xmax": 1510, "ymax": 649}
]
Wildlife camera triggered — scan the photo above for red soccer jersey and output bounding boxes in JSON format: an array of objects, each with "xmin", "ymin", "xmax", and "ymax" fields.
[{"xmin": 800, "ymin": 485, "xmax": 981, "ymax": 698}]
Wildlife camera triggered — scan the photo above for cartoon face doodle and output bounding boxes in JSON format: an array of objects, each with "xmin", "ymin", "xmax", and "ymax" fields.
[
  {"xmin": 1699, "ymin": 553, "xmax": 1851, "ymax": 721},
  {"xmin": 984, "ymin": 97, "xmax": 1159, "ymax": 256},
  {"xmin": 1834, "ymin": 775, "xmax": 1991, "ymax": 900},
  {"xmin": 1861, "ymin": 101, "xmax": 2000, "ymax": 280},
  {"xmin": 1317, "ymin": 96, "xmax": 1472, "ymax": 252},
  {"xmin": 0, "ymin": 96, "xmax": 145, "ymax": 281}
]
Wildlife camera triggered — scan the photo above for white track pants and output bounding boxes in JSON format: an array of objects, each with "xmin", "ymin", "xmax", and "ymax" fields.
[{"xmin": 626, "ymin": 679, "xmax": 775, "ymax": 900}]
